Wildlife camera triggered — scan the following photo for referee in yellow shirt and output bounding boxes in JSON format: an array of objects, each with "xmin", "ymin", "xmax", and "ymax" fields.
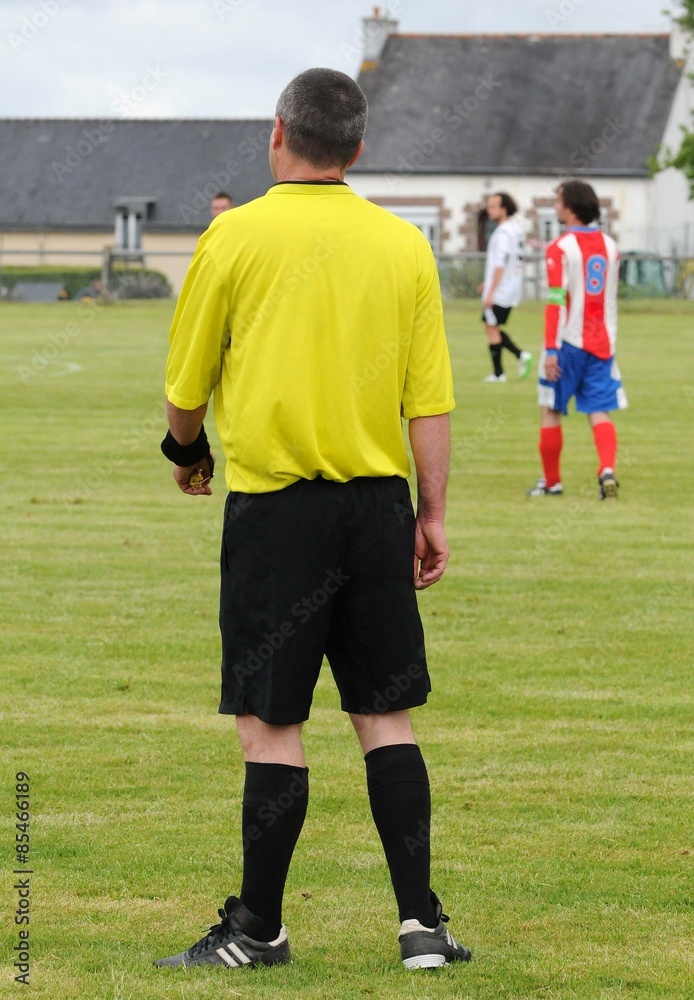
[{"xmin": 156, "ymin": 68, "xmax": 471, "ymax": 974}]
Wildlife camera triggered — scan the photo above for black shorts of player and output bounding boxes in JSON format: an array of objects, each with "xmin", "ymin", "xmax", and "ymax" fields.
[
  {"xmin": 218, "ymin": 476, "xmax": 430, "ymax": 725},
  {"xmin": 481, "ymin": 304, "xmax": 512, "ymax": 326}
]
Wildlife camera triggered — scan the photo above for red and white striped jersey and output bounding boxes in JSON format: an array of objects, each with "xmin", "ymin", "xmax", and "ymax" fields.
[{"xmin": 544, "ymin": 227, "xmax": 619, "ymax": 359}]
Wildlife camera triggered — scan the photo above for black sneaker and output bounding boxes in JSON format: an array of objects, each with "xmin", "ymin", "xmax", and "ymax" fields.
[
  {"xmin": 526, "ymin": 478, "xmax": 563, "ymax": 497},
  {"xmin": 154, "ymin": 895, "xmax": 290, "ymax": 969},
  {"xmin": 598, "ymin": 469, "xmax": 618, "ymax": 500},
  {"xmin": 399, "ymin": 892, "xmax": 471, "ymax": 969}
]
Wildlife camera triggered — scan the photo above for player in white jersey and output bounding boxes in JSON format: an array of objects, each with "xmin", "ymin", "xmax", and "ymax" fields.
[{"xmin": 479, "ymin": 192, "xmax": 533, "ymax": 383}]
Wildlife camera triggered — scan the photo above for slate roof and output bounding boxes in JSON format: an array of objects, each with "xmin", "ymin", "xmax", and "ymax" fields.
[
  {"xmin": 0, "ymin": 118, "xmax": 275, "ymax": 231},
  {"xmin": 354, "ymin": 34, "xmax": 682, "ymax": 176}
]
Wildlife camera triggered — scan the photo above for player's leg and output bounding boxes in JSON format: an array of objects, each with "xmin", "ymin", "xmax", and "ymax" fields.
[
  {"xmin": 527, "ymin": 407, "xmax": 563, "ymax": 495},
  {"xmin": 326, "ymin": 477, "xmax": 470, "ymax": 968},
  {"xmin": 350, "ymin": 710, "xmax": 471, "ymax": 968},
  {"xmin": 156, "ymin": 482, "xmax": 338, "ymax": 970},
  {"xmin": 538, "ymin": 407, "xmax": 563, "ymax": 490},
  {"xmin": 527, "ymin": 348, "xmax": 569, "ymax": 495},
  {"xmin": 234, "ymin": 716, "xmax": 308, "ymax": 939},
  {"xmin": 350, "ymin": 710, "xmax": 431, "ymax": 921},
  {"xmin": 577, "ymin": 354, "xmax": 628, "ymax": 498},
  {"xmin": 482, "ymin": 307, "xmax": 505, "ymax": 381},
  {"xmin": 588, "ymin": 412, "xmax": 618, "ymax": 499},
  {"xmin": 495, "ymin": 309, "xmax": 533, "ymax": 379},
  {"xmin": 154, "ymin": 719, "xmax": 301, "ymax": 968}
]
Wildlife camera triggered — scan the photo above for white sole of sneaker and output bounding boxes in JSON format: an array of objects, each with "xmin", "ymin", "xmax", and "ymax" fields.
[{"xmin": 403, "ymin": 953, "xmax": 447, "ymax": 969}]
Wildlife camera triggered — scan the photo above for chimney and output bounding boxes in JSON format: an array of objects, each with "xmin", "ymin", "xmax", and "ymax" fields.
[
  {"xmin": 670, "ymin": 16, "xmax": 691, "ymax": 65},
  {"xmin": 361, "ymin": 6, "xmax": 399, "ymax": 71}
]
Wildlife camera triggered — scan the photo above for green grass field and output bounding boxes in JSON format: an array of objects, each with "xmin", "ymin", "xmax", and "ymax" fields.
[{"xmin": 1, "ymin": 298, "xmax": 692, "ymax": 999}]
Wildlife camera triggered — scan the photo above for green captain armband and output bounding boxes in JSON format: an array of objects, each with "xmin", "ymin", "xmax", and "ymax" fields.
[{"xmin": 547, "ymin": 287, "xmax": 567, "ymax": 306}]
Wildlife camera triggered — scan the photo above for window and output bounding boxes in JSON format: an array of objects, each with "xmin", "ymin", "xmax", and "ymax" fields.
[
  {"xmin": 537, "ymin": 208, "xmax": 560, "ymax": 244},
  {"xmin": 381, "ymin": 205, "xmax": 440, "ymax": 251},
  {"xmin": 113, "ymin": 197, "xmax": 155, "ymax": 252}
]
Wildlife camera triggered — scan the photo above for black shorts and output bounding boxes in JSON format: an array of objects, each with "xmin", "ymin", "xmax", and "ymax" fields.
[
  {"xmin": 218, "ymin": 476, "xmax": 430, "ymax": 725},
  {"xmin": 481, "ymin": 304, "xmax": 512, "ymax": 326}
]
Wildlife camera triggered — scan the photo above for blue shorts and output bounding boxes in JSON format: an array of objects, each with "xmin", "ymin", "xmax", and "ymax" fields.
[{"xmin": 538, "ymin": 343, "xmax": 628, "ymax": 415}]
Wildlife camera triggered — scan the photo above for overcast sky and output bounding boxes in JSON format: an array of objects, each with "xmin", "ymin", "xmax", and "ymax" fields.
[{"xmin": 0, "ymin": 0, "xmax": 678, "ymax": 119}]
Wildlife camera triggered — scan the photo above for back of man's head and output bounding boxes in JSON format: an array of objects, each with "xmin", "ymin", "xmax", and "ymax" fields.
[
  {"xmin": 276, "ymin": 68, "xmax": 368, "ymax": 169},
  {"xmin": 494, "ymin": 192, "xmax": 518, "ymax": 217},
  {"xmin": 559, "ymin": 180, "xmax": 600, "ymax": 225}
]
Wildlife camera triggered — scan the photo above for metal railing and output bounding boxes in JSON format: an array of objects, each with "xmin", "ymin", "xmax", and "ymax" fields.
[{"xmin": 2, "ymin": 246, "xmax": 694, "ymax": 300}]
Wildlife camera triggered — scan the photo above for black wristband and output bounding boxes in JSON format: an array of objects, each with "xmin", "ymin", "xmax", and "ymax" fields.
[{"xmin": 161, "ymin": 425, "xmax": 210, "ymax": 466}]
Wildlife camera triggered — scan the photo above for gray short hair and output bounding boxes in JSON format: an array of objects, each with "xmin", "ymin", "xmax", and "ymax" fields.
[{"xmin": 275, "ymin": 68, "xmax": 368, "ymax": 169}]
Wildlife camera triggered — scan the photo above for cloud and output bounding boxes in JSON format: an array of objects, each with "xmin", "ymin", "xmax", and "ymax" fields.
[{"xmin": 0, "ymin": 0, "xmax": 672, "ymax": 118}]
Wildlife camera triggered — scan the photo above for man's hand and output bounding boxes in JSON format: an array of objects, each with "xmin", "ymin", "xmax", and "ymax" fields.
[
  {"xmin": 544, "ymin": 355, "xmax": 561, "ymax": 382},
  {"xmin": 483, "ymin": 294, "xmax": 495, "ymax": 310},
  {"xmin": 172, "ymin": 453, "xmax": 215, "ymax": 496},
  {"xmin": 413, "ymin": 518, "xmax": 449, "ymax": 590}
]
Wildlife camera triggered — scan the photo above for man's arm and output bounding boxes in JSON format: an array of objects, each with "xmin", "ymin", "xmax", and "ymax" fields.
[
  {"xmin": 408, "ymin": 413, "xmax": 450, "ymax": 590},
  {"xmin": 544, "ymin": 242, "xmax": 565, "ymax": 382},
  {"xmin": 167, "ymin": 400, "xmax": 207, "ymax": 444},
  {"xmin": 166, "ymin": 400, "xmax": 214, "ymax": 495},
  {"xmin": 483, "ymin": 265, "xmax": 504, "ymax": 310}
]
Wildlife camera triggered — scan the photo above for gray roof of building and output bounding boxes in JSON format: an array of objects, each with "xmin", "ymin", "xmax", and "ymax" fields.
[
  {"xmin": 354, "ymin": 33, "xmax": 682, "ymax": 176},
  {"xmin": 0, "ymin": 118, "xmax": 275, "ymax": 232}
]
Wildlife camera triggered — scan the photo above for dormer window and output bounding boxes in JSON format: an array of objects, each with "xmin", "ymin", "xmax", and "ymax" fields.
[{"xmin": 114, "ymin": 197, "xmax": 156, "ymax": 252}]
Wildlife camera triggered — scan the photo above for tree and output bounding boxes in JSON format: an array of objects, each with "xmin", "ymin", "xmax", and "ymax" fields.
[{"xmin": 652, "ymin": 2, "xmax": 694, "ymax": 196}]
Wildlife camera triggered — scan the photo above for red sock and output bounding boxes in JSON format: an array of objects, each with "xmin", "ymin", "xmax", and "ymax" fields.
[
  {"xmin": 539, "ymin": 426, "xmax": 563, "ymax": 487},
  {"xmin": 593, "ymin": 421, "xmax": 617, "ymax": 475}
]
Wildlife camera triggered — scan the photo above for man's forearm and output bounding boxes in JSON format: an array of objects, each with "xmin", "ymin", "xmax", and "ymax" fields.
[
  {"xmin": 408, "ymin": 413, "xmax": 450, "ymax": 521},
  {"xmin": 166, "ymin": 399, "xmax": 208, "ymax": 447}
]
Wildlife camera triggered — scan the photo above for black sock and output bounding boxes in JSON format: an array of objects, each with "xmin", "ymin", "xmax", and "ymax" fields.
[
  {"xmin": 365, "ymin": 744, "xmax": 437, "ymax": 926},
  {"xmin": 239, "ymin": 762, "xmax": 308, "ymax": 940},
  {"xmin": 489, "ymin": 343, "xmax": 503, "ymax": 376},
  {"xmin": 499, "ymin": 330, "xmax": 521, "ymax": 358}
]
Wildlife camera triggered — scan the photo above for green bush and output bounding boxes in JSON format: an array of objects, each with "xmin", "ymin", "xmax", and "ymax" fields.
[
  {"xmin": 0, "ymin": 264, "xmax": 171, "ymax": 299},
  {"xmin": 437, "ymin": 256, "xmax": 486, "ymax": 299}
]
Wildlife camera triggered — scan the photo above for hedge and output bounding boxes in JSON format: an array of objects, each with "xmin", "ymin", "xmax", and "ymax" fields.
[{"xmin": 0, "ymin": 265, "xmax": 171, "ymax": 299}]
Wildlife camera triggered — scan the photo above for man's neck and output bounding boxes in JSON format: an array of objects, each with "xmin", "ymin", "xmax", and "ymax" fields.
[
  {"xmin": 277, "ymin": 171, "xmax": 344, "ymax": 183},
  {"xmin": 275, "ymin": 155, "xmax": 345, "ymax": 184}
]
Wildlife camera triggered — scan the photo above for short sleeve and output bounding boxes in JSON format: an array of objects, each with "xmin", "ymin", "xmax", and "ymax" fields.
[
  {"xmin": 165, "ymin": 241, "xmax": 230, "ymax": 409},
  {"xmin": 401, "ymin": 243, "xmax": 456, "ymax": 420}
]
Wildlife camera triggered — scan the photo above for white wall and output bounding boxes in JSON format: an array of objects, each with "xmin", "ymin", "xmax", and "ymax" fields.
[
  {"xmin": 347, "ymin": 172, "xmax": 659, "ymax": 254},
  {"xmin": 651, "ymin": 45, "xmax": 694, "ymax": 256}
]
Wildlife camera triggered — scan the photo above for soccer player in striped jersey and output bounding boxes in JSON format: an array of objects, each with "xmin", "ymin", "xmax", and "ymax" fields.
[{"xmin": 527, "ymin": 180, "xmax": 627, "ymax": 500}]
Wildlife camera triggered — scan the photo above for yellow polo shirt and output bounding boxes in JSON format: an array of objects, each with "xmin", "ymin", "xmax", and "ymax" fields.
[{"xmin": 166, "ymin": 182, "xmax": 455, "ymax": 493}]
